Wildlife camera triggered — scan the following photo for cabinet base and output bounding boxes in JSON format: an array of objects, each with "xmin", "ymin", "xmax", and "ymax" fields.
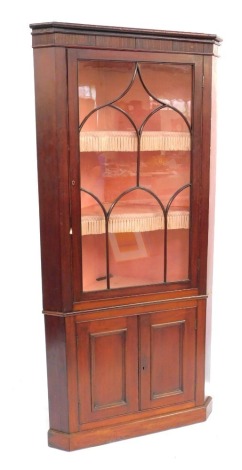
[{"xmin": 48, "ymin": 396, "xmax": 212, "ymax": 451}]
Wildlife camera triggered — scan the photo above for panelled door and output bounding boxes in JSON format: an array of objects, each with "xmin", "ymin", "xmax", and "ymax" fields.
[
  {"xmin": 76, "ymin": 316, "xmax": 139, "ymax": 423},
  {"xmin": 140, "ymin": 308, "xmax": 196, "ymax": 409}
]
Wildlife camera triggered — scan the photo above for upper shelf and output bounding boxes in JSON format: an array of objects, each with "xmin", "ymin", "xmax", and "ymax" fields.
[{"xmin": 79, "ymin": 131, "xmax": 190, "ymax": 152}]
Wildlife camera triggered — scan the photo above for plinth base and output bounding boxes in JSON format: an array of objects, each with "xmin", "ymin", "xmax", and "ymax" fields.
[{"xmin": 48, "ymin": 396, "xmax": 212, "ymax": 452}]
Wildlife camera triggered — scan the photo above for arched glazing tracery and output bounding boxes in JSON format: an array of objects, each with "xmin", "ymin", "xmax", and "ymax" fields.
[{"xmin": 78, "ymin": 61, "xmax": 192, "ymax": 291}]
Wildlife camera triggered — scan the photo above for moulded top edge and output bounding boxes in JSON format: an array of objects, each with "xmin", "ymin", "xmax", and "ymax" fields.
[{"xmin": 29, "ymin": 21, "xmax": 222, "ymax": 44}]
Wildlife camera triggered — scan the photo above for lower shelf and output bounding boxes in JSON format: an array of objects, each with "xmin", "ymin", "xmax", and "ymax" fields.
[
  {"xmin": 81, "ymin": 204, "xmax": 189, "ymax": 235},
  {"xmin": 48, "ymin": 396, "xmax": 212, "ymax": 452}
]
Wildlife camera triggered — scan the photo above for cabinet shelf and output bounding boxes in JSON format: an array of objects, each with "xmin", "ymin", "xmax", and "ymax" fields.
[
  {"xmin": 79, "ymin": 131, "xmax": 190, "ymax": 152},
  {"xmin": 81, "ymin": 204, "xmax": 189, "ymax": 235}
]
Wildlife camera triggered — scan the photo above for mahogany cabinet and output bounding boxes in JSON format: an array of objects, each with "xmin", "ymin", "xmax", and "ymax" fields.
[{"xmin": 30, "ymin": 22, "xmax": 221, "ymax": 451}]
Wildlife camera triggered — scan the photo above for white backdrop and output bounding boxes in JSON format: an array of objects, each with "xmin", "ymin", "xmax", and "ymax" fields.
[{"xmin": 1, "ymin": 1, "xmax": 241, "ymax": 468}]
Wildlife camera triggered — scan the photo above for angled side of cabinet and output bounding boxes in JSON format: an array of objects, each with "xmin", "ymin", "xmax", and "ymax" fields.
[{"xmin": 30, "ymin": 22, "xmax": 221, "ymax": 451}]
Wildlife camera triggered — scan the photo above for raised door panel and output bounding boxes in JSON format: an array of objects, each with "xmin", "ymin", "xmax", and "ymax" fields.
[
  {"xmin": 76, "ymin": 316, "xmax": 138, "ymax": 423},
  {"xmin": 140, "ymin": 308, "xmax": 196, "ymax": 409}
]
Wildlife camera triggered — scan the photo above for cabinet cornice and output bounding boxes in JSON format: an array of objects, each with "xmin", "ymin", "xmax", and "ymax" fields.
[{"xmin": 30, "ymin": 22, "xmax": 222, "ymax": 56}]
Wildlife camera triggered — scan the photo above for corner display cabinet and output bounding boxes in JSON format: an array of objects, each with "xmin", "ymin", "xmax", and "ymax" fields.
[{"xmin": 30, "ymin": 22, "xmax": 221, "ymax": 451}]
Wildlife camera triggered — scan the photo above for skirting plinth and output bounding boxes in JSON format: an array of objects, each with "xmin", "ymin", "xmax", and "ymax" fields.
[{"xmin": 48, "ymin": 396, "xmax": 212, "ymax": 452}]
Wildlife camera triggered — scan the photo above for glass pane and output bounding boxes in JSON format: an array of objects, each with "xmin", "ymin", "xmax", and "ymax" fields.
[
  {"xmin": 82, "ymin": 233, "xmax": 107, "ymax": 291},
  {"xmin": 81, "ymin": 193, "xmax": 107, "ymax": 291},
  {"xmin": 78, "ymin": 61, "xmax": 135, "ymax": 124},
  {"xmin": 80, "ymin": 107, "xmax": 137, "ymax": 201},
  {"xmin": 139, "ymin": 63, "xmax": 192, "ymax": 123},
  {"xmin": 140, "ymin": 109, "xmax": 191, "ymax": 207},
  {"xmin": 109, "ymin": 190, "xmax": 164, "ymax": 288},
  {"xmin": 166, "ymin": 186, "xmax": 190, "ymax": 281},
  {"xmin": 115, "ymin": 75, "xmax": 160, "ymax": 129}
]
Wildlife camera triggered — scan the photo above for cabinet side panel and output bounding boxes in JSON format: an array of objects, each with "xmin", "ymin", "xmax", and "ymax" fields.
[
  {"xmin": 205, "ymin": 56, "xmax": 217, "ymax": 388},
  {"xmin": 45, "ymin": 315, "xmax": 69, "ymax": 432},
  {"xmin": 198, "ymin": 56, "xmax": 217, "ymax": 391},
  {"xmin": 199, "ymin": 55, "xmax": 215, "ymax": 295},
  {"xmin": 195, "ymin": 299, "xmax": 206, "ymax": 404},
  {"xmin": 33, "ymin": 47, "xmax": 72, "ymax": 311},
  {"xmin": 205, "ymin": 56, "xmax": 217, "ymax": 296}
]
